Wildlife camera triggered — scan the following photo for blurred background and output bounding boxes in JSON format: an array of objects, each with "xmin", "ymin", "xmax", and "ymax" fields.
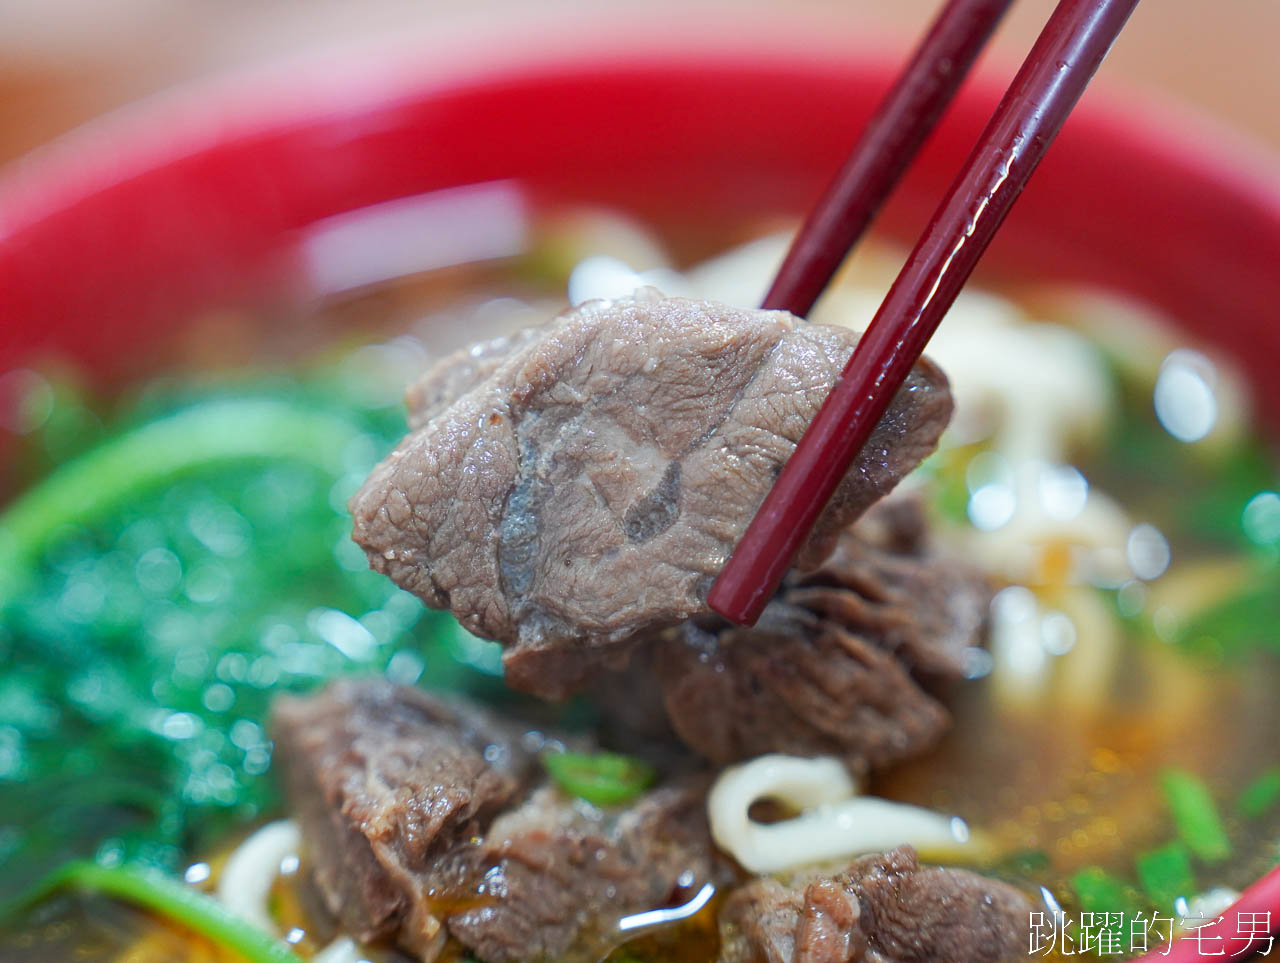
[{"xmin": 3, "ymin": 0, "xmax": 1279, "ymax": 168}]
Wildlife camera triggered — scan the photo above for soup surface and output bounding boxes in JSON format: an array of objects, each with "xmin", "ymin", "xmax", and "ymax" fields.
[{"xmin": 1, "ymin": 206, "xmax": 1279, "ymax": 962}]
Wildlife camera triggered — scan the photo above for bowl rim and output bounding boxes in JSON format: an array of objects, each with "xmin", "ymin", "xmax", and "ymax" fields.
[
  {"xmin": 2, "ymin": 13, "xmax": 1278, "ymax": 237},
  {"xmin": 2, "ymin": 10, "xmax": 1280, "ymax": 934},
  {"xmin": 2, "ymin": 14, "xmax": 1279, "ymax": 394}
]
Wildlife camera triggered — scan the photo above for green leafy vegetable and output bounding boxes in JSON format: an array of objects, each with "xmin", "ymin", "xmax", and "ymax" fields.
[
  {"xmin": 1069, "ymin": 866, "xmax": 1143, "ymax": 950},
  {"xmin": 4, "ymin": 860, "xmax": 303, "ymax": 963},
  {"xmin": 1135, "ymin": 842, "xmax": 1195, "ymax": 910},
  {"xmin": 1160, "ymin": 768, "xmax": 1232, "ymax": 863},
  {"xmin": 0, "ymin": 398, "xmax": 362, "ymax": 608},
  {"xmin": 542, "ymin": 750, "xmax": 656, "ymax": 807},
  {"xmin": 1088, "ymin": 370, "xmax": 1280, "ymax": 660},
  {"xmin": 1175, "ymin": 578, "xmax": 1280, "ymax": 661},
  {"xmin": 1237, "ymin": 767, "xmax": 1280, "ymax": 819},
  {"xmin": 916, "ymin": 445, "xmax": 978, "ymax": 525},
  {"xmin": 1071, "ymin": 866, "xmax": 1141, "ymax": 914},
  {"xmin": 1091, "ymin": 377, "xmax": 1278, "ymax": 554},
  {"xmin": 0, "ymin": 368, "xmax": 500, "ymax": 904},
  {"xmin": 993, "ymin": 848, "xmax": 1052, "ymax": 877}
]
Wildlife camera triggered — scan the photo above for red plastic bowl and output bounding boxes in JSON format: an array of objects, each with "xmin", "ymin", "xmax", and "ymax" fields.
[
  {"xmin": 2, "ymin": 18, "xmax": 1280, "ymax": 954},
  {"xmin": 2, "ymin": 23, "xmax": 1280, "ymax": 405}
]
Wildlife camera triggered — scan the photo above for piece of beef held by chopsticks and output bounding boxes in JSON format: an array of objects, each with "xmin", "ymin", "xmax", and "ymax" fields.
[{"xmin": 349, "ymin": 290, "xmax": 952, "ymax": 699}]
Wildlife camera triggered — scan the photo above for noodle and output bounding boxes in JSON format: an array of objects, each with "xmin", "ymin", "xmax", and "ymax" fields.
[
  {"xmin": 216, "ymin": 820, "xmax": 385, "ymax": 963},
  {"xmin": 216, "ymin": 820, "xmax": 300, "ymax": 934},
  {"xmin": 311, "ymin": 937, "xmax": 372, "ymax": 963},
  {"xmin": 707, "ymin": 755, "xmax": 978, "ymax": 875}
]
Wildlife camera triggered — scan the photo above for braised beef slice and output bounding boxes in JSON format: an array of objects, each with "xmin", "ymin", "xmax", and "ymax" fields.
[
  {"xmin": 650, "ymin": 500, "xmax": 990, "ymax": 773},
  {"xmin": 405, "ymin": 327, "xmax": 541, "ymax": 430},
  {"xmin": 717, "ymin": 846, "xmax": 1030, "ymax": 963},
  {"xmin": 350, "ymin": 291, "xmax": 952, "ymax": 699},
  {"xmin": 271, "ymin": 679, "xmax": 537, "ymax": 958},
  {"xmin": 447, "ymin": 780, "xmax": 713, "ymax": 963},
  {"xmin": 272, "ymin": 679, "xmax": 714, "ymax": 963}
]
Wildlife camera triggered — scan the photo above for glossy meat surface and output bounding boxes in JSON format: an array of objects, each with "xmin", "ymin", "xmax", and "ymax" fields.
[{"xmin": 351, "ymin": 292, "xmax": 952, "ymax": 698}]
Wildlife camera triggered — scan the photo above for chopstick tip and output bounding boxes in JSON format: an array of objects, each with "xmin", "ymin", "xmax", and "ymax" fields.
[{"xmin": 707, "ymin": 567, "xmax": 770, "ymax": 627}]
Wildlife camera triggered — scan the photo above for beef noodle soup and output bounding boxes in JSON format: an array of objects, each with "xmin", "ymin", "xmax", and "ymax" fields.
[{"xmin": 1, "ymin": 205, "xmax": 1278, "ymax": 963}]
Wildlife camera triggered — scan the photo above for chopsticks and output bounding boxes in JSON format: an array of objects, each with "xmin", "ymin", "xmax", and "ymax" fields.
[
  {"xmin": 708, "ymin": 0, "xmax": 1142, "ymax": 625},
  {"xmin": 763, "ymin": 0, "xmax": 1013, "ymax": 319}
]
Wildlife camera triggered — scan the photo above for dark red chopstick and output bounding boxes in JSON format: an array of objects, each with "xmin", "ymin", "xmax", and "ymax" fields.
[
  {"xmin": 763, "ymin": 0, "xmax": 1013, "ymax": 319},
  {"xmin": 709, "ymin": 0, "xmax": 1141, "ymax": 625}
]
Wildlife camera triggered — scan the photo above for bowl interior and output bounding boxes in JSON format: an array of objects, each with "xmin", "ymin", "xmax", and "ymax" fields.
[
  {"xmin": 2, "ymin": 38, "xmax": 1280, "ymax": 394},
  {"xmin": 3, "ymin": 28, "xmax": 1280, "ymax": 936},
  {"xmin": 1, "ymin": 35, "xmax": 1279, "ymax": 407}
]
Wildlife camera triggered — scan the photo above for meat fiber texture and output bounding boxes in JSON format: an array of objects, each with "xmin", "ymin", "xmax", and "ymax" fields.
[
  {"xmin": 271, "ymin": 679, "xmax": 714, "ymax": 963},
  {"xmin": 650, "ymin": 499, "xmax": 991, "ymax": 774},
  {"xmin": 717, "ymin": 846, "xmax": 1031, "ymax": 963},
  {"xmin": 351, "ymin": 291, "xmax": 952, "ymax": 698},
  {"xmin": 271, "ymin": 680, "xmax": 537, "ymax": 958}
]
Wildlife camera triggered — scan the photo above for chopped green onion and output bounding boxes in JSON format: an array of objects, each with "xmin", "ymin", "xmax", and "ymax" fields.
[
  {"xmin": 1237, "ymin": 767, "xmax": 1280, "ymax": 820},
  {"xmin": 0, "ymin": 399, "xmax": 361, "ymax": 608},
  {"xmin": 1069, "ymin": 866, "xmax": 1141, "ymax": 947},
  {"xmin": 1070, "ymin": 866, "xmax": 1140, "ymax": 915},
  {"xmin": 1160, "ymin": 768, "xmax": 1232, "ymax": 863},
  {"xmin": 541, "ymin": 750, "xmax": 655, "ymax": 807},
  {"xmin": 1176, "ymin": 581, "xmax": 1280, "ymax": 661},
  {"xmin": 3, "ymin": 860, "xmax": 304, "ymax": 963},
  {"xmin": 1135, "ymin": 842, "xmax": 1195, "ymax": 910},
  {"xmin": 994, "ymin": 848, "xmax": 1051, "ymax": 876}
]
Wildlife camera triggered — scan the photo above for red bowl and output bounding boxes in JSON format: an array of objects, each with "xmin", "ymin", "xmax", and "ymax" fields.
[
  {"xmin": 2, "ymin": 16, "xmax": 1280, "ymax": 949},
  {"xmin": 2, "ymin": 20, "xmax": 1279, "ymax": 408}
]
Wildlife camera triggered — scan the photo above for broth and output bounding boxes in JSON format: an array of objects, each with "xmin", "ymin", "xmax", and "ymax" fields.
[{"xmin": 1, "ymin": 207, "xmax": 1278, "ymax": 962}]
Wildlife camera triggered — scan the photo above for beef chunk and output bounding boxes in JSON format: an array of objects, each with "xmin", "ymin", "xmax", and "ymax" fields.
[
  {"xmin": 649, "ymin": 501, "xmax": 990, "ymax": 773},
  {"xmin": 718, "ymin": 846, "xmax": 1030, "ymax": 963},
  {"xmin": 271, "ymin": 679, "xmax": 537, "ymax": 958},
  {"xmin": 447, "ymin": 780, "xmax": 713, "ymax": 962},
  {"xmin": 405, "ymin": 327, "xmax": 541, "ymax": 430},
  {"xmin": 272, "ymin": 679, "xmax": 714, "ymax": 963},
  {"xmin": 350, "ymin": 291, "xmax": 952, "ymax": 698}
]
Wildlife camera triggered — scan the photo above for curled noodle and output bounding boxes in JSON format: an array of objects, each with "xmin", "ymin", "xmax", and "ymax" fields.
[
  {"xmin": 215, "ymin": 819, "xmax": 379, "ymax": 962},
  {"xmin": 216, "ymin": 820, "xmax": 301, "ymax": 934},
  {"xmin": 707, "ymin": 755, "xmax": 978, "ymax": 874}
]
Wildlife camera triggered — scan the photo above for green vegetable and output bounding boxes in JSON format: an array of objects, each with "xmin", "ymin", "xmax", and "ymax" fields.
[
  {"xmin": 1088, "ymin": 370, "xmax": 1280, "ymax": 660},
  {"xmin": 1175, "ymin": 579, "xmax": 1280, "ymax": 661},
  {"xmin": 993, "ymin": 848, "xmax": 1052, "ymax": 877},
  {"xmin": 1092, "ymin": 378, "xmax": 1278, "ymax": 554},
  {"xmin": 4, "ymin": 860, "xmax": 303, "ymax": 963},
  {"xmin": 1059, "ymin": 360, "xmax": 1280, "ymax": 662},
  {"xmin": 1160, "ymin": 768, "xmax": 1232, "ymax": 863},
  {"xmin": 542, "ymin": 750, "xmax": 656, "ymax": 807},
  {"xmin": 0, "ymin": 370, "xmax": 503, "ymax": 904},
  {"xmin": 1237, "ymin": 767, "xmax": 1280, "ymax": 819},
  {"xmin": 916, "ymin": 446, "xmax": 977, "ymax": 525},
  {"xmin": 1069, "ymin": 866, "xmax": 1142, "ymax": 949},
  {"xmin": 0, "ymin": 398, "xmax": 362, "ymax": 608},
  {"xmin": 1071, "ymin": 866, "xmax": 1141, "ymax": 914},
  {"xmin": 1135, "ymin": 842, "xmax": 1195, "ymax": 910}
]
